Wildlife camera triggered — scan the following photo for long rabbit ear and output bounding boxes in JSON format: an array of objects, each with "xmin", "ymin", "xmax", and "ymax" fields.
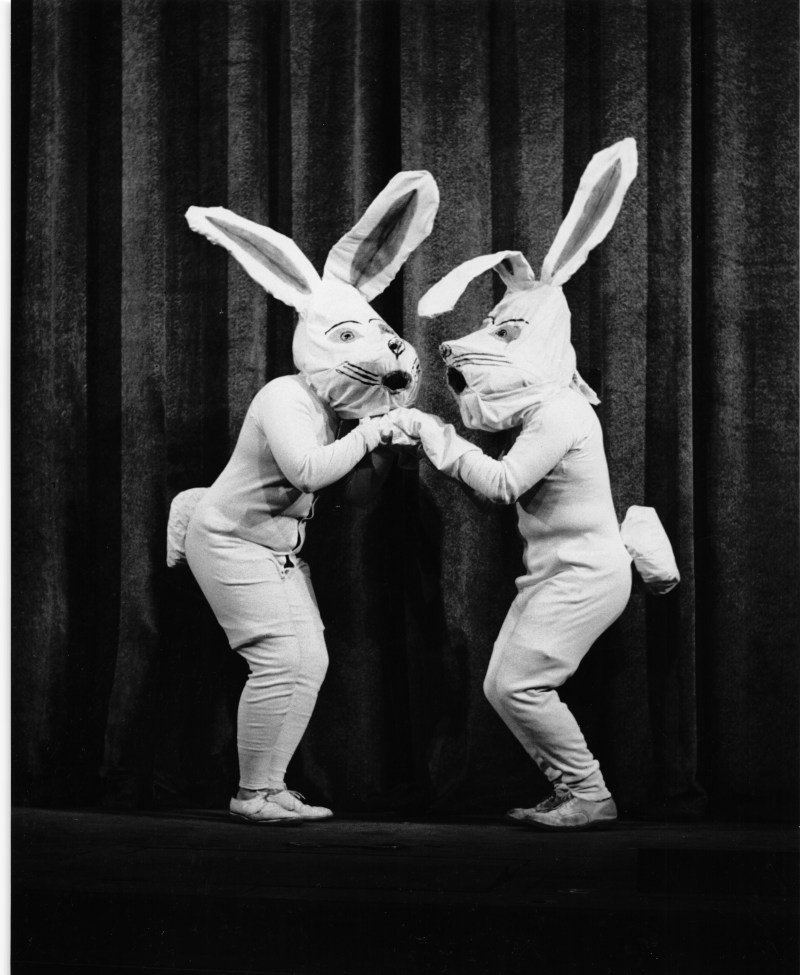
[
  {"xmin": 417, "ymin": 250, "xmax": 535, "ymax": 319},
  {"xmin": 541, "ymin": 137, "xmax": 637, "ymax": 287},
  {"xmin": 323, "ymin": 171, "xmax": 439, "ymax": 301},
  {"xmin": 186, "ymin": 206, "xmax": 321, "ymax": 311}
]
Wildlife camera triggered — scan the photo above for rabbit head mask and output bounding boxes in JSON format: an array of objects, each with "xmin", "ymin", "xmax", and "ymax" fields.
[
  {"xmin": 186, "ymin": 171, "xmax": 439, "ymax": 418},
  {"xmin": 418, "ymin": 139, "xmax": 637, "ymax": 431}
]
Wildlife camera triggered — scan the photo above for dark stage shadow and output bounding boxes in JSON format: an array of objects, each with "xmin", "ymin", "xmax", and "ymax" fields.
[{"xmin": 12, "ymin": 807, "xmax": 799, "ymax": 975}]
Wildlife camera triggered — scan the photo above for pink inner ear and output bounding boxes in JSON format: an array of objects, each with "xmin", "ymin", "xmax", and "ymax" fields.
[
  {"xmin": 419, "ymin": 250, "xmax": 534, "ymax": 319},
  {"xmin": 550, "ymin": 158, "xmax": 622, "ymax": 277},
  {"xmin": 494, "ymin": 252, "xmax": 536, "ymax": 292},
  {"xmin": 349, "ymin": 189, "xmax": 418, "ymax": 290},
  {"xmin": 207, "ymin": 217, "xmax": 315, "ymax": 293}
]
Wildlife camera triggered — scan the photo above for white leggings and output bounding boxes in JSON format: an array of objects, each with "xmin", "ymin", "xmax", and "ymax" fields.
[
  {"xmin": 484, "ymin": 563, "xmax": 631, "ymax": 800},
  {"xmin": 185, "ymin": 522, "xmax": 328, "ymax": 791}
]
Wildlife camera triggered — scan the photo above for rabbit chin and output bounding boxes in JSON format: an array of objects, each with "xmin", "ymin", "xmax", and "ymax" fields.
[
  {"xmin": 454, "ymin": 382, "xmax": 563, "ymax": 432},
  {"xmin": 305, "ymin": 366, "xmax": 420, "ymax": 419}
]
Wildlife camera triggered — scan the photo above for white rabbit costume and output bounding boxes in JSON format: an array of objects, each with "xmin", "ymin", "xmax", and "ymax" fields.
[
  {"xmin": 180, "ymin": 172, "xmax": 438, "ymax": 822},
  {"xmin": 393, "ymin": 141, "xmax": 638, "ymax": 828}
]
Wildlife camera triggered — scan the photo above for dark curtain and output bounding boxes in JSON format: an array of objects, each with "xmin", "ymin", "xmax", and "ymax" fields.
[{"xmin": 12, "ymin": 0, "xmax": 799, "ymax": 821}]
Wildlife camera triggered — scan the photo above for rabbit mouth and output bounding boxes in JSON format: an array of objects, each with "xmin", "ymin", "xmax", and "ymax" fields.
[
  {"xmin": 382, "ymin": 370, "xmax": 412, "ymax": 392},
  {"xmin": 447, "ymin": 367, "xmax": 468, "ymax": 394}
]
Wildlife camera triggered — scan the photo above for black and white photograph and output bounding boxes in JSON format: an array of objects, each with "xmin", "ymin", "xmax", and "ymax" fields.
[{"xmin": 10, "ymin": 0, "xmax": 799, "ymax": 972}]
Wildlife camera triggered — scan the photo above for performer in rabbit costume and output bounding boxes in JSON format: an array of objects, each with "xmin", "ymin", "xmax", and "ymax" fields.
[
  {"xmin": 181, "ymin": 172, "xmax": 438, "ymax": 824},
  {"xmin": 392, "ymin": 140, "xmax": 637, "ymax": 830}
]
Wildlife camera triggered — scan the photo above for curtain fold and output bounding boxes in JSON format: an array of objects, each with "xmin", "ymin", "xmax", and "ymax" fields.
[
  {"xmin": 13, "ymin": 0, "xmax": 93, "ymax": 805},
  {"xmin": 644, "ymin": 0, "xmax": 701, "ymax": 815},
  {"xmin": 104, "ymin": 0, "xmax": 169, "ymax": 803},
  {"xmin": 699, "ymin": 0, "xmax": 799, "ymax": 817},
  {"xmin": 11, "ymin": 0, "xmax": 799, "ymax": 821}
]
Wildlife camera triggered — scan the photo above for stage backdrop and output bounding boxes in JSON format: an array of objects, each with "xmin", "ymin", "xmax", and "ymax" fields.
[{"xmin": 12, "ymin": 0, "xmax": 799, "ymax": 820}]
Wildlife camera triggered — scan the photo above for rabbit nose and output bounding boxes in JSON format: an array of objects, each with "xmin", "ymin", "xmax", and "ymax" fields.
[
  {"xmin": 440, "ymin": 343, "xmax": 452, "ymax": 360},
  {"xmin": 387, "ymin": 337, "xmax": 405, "ymax": 357}
]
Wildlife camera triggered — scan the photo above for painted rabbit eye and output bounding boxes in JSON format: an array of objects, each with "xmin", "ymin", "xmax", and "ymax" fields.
[
  {"xmin": 492, "ymin": 320, "xmax": 525, "ymax": 342},
  {"xmin": 326, "ymin": 321, "xmax": 363, "ymax": 343}
]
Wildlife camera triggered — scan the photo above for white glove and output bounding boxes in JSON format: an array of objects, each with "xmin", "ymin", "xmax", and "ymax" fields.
[
  {"xmin": 389, "ymin": 408, "xmax": 480, "ymax": 475},
  {"xmin": 357, "ymin": 413, "xmax": 416, "ymax": 450},
  {"xmin": 358, "ymin": 412, "xmax": 418, "ymax": 449}
]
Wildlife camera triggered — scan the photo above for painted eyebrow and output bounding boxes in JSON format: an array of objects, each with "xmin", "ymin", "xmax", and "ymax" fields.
[
  {"xmin": 495, "ymin": 318, "xmax": 528, "ymax": 326},
  {"xmin": 325, "ymin": 320, "xmax": 361, "ymax": 334}
]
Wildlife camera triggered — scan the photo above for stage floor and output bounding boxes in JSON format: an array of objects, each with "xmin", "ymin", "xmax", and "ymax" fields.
[{"xmin": 12, "ymin": 807, "xmax": 800, "ymax": 974}]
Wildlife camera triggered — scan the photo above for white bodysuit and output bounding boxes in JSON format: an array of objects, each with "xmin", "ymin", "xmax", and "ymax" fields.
[
  {"xmin": 450, "ymin": 388, "xmax": 631, "ymax": 798},
  {"xmin": 407, "ymin": 140, "xmax": 640, "ymax": 806},
  {"xmin": 185, "ymin": 375, "xmax": 381, "ymax": 790},
  {"xmin": 181, "ymin": 169, "xmax": 439, "ymax": 806}
]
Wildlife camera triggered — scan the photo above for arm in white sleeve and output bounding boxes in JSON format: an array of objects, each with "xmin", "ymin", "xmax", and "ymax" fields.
[
  {"xmin": 388, "ymin": 408, "xmax": 481, "ymax": 474},
  {"xmin": 258, "ymin": 380, "xmax": 384, "ymax": 493},
  {"xmin": 454, "ymin": 407, "xmax": 577, "ymax": 504}
]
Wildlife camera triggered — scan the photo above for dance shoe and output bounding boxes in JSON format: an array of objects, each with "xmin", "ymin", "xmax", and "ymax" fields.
[
  {"xmin": 229, "ymin": 789, "xmax": 333, "ymax": 825},
  {"xmin": 507, "ymin": 784, "xmax": 617, "ymax": 831}
]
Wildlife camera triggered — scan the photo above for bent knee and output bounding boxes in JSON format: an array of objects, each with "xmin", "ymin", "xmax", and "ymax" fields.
[
  {"xmin": 484, "ymin": 672, "xmax": 535, "ymax": 714},
  {"xmin": 483, "ymin": 672, "xmax": 501, "ymax": 710},
  {"xmin": 484, "ymin": 668, "xmax": 556, "ymax": 716}
]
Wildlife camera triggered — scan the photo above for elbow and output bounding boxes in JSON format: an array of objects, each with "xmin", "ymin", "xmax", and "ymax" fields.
[
  {"xmin": 464, "ymin": 478, "xmax": 518, "ymax": 506},
  {"xmin": 486, "ymin": 483, "xmax": 519, "ymax": 505},
  {"xmin": 288, "ymin": 463, "xmax": 321, "ymax": 494},
  {"xmin": 462, "ymin": 459, "xmax": 522, "ymax": 505},
  {"xmin": 287, "ymin": 448, "xmax": 342, "ymax": 494},
  {"xmin": 292, "ymin": 473, "xmax": 321, "ymax": 494}
]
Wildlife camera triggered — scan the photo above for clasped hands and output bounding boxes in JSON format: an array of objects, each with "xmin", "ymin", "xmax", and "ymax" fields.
[{"xmin": 360, "ymin": 408, "xmax": 478, "ymax": 474}]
